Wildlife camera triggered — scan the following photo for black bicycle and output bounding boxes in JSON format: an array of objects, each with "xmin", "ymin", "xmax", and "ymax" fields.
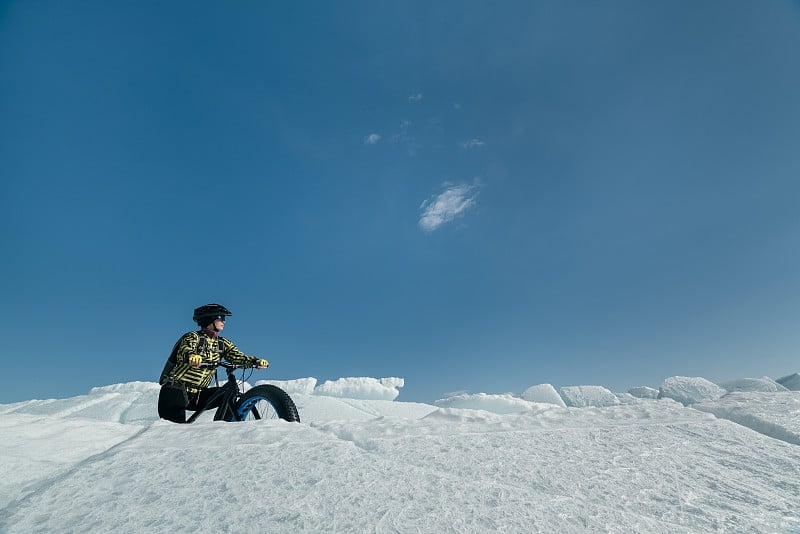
[{"xmin": 186, "ymin": 362, "xmax": 300, "ymax": 423}]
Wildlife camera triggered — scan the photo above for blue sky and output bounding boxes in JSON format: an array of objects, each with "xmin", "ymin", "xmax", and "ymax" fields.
[{"xmin": 2, "ymin": 1, "xmax": 799, "ymax": 404}]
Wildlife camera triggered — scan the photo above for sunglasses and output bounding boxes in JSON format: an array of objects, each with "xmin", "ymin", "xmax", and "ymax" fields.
[{"xmin": 215, "ymin": 316, "xmax": 227, "ymax": 321}]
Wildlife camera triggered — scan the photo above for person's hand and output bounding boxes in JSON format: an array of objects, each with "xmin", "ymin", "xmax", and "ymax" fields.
[
  {"xmin": 188, "ymin": 355, "xmax": 202, "ymax": 368},
  {"xmin": 256, "ymin": 359, "xmax": 269, "ymax": 369}
]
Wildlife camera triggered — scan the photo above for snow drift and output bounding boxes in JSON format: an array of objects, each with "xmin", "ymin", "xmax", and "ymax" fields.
[
  {"xmin": 1, "ymin": 372, "xmax": 799, "ymax": 533},
  {"xmin": 521, "ymin": 383, "xmax": 566, "ymax": 406},
  {"xmin": 256, "ymin": 376, "xmax": 405, "ymax": 400},
  {"xmin": 777, "ymin": 372, "xmax": 800, "ymax": 391},
  {"xmin": 658, "ymin": 376, "xmax": 727, "ymax": 405}
]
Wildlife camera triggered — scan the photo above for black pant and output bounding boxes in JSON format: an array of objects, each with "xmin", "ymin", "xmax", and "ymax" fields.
[{"xmin": 158, "ymin": 383, "xmax": 223, "ymax": 423}]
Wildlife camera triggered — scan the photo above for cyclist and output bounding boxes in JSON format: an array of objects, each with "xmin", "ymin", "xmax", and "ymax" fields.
[{"xmin": 158, "ymin": 303, "xmax": 269, "ymax": 423}]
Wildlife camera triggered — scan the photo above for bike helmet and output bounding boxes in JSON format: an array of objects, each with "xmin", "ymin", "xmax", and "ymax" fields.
[{"xmin": 193, "ymin": 303, "xmax": 232, "ymax": 326}]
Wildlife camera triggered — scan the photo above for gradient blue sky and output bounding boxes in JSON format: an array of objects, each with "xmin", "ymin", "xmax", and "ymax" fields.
[{"xmin": 2, "ymin": 1, "xmax": 800, "ymax": 404}]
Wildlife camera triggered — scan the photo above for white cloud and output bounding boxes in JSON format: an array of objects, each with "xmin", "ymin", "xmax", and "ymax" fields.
[
  {"xmin": 364, "ymin": 133, "xmax": 381, "ymax": 145},
  {"xmin": 419, "ymin": 181, "xmax": 480, "ymax": 232},
  {"xmin": 460, "ymin": 139, "xmax": 485, "ymax": 149},
  {"xmin": 408, "ymin": 93, "xmax": 423, "ymax": 102}
]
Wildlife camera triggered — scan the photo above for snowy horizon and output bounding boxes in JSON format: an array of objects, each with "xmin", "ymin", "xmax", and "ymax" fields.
[
  {"xmin": 2, "ymin": 370, "xmax": 799, "ymax": 532},
  {"xmin": 12, "ymin": 369, "xmax": 800, "ymax": 407}
]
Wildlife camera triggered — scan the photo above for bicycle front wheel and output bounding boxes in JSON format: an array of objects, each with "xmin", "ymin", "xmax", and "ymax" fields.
[{"xmin": 229, "ymin": 385, "xmax": 300, "ymax": 422}]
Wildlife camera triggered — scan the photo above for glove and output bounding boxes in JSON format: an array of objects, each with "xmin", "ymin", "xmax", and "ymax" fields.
[
  {"xmin": 188, "ymin": 355, "xmax": 203, "ymax": 367},
  {"xmin": 256, "ymin": 359, "xmax": 269, "ymax": 369}
]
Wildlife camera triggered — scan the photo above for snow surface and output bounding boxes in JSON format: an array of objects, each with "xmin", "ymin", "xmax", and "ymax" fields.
[
  {"xmin": 778, "ymin": 372, "xmax": 800, "ymax": 391},
  {"xmin": 2, "ymin": 374, "xmax": 800, "ymax": 533},
  {"xmin": 521, "ymin": 383, "xmax": 567, "ymax": 407},
  {"xmin": 718, "ymin": 376, "xmax": 789, "ymax": 393},
  {"xmin": 559, "ymin": 385, "xmax": 620, "ymax": 408},
  {"xmin": 256, "ymin": 376, "xmax": 406, "ymax": 400},
  {"xmin": 258, "ymin": 377, "xmax": 318, "ymax": 395},
  {"xmin": 312, "ymin": 377, "xmax": 405, "ymax": 401},
  {"xmin": 629, "ymin": 386, "xmax": 660, "ymax": 399},
  {"xmin": 658, "ymin": 376, "xmax": 727, "ymax": 406},
  {"xmin": 434, "ymin": 392, "xmax": 542, "ymax": 414}
]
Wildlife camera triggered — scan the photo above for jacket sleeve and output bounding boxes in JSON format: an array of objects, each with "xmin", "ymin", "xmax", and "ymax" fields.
[{"xmin": 220, "ymin": 338, "xmax": 258, "ymax": 366}]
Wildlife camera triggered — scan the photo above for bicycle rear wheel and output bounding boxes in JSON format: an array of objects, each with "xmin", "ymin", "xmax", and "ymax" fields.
[{"xmin": 229, "ymin": 385, "xmax": 300, "ymax": 422}]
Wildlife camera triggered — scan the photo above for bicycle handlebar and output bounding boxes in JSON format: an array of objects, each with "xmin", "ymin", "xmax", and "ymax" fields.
[{"xmin": 198, "ymin": 361, "xmax": 261, "ymax": 370}]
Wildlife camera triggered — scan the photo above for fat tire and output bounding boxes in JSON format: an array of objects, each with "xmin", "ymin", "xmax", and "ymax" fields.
[{"xmin": 230, "ymin": 384, "xmax": 300, "ymax": 422}]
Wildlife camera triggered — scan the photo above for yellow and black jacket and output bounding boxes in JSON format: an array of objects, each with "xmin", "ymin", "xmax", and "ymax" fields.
[{"xmin": 159, "ymin": 330, "xmax": 258, "ymax": 391}]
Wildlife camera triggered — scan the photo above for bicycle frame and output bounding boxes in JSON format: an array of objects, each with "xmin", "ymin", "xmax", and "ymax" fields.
[{"xmin": 185, "ymin": 363, "xmax": 249, "ymax": 423}]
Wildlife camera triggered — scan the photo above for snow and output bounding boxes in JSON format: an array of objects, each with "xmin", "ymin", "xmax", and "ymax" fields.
[
  {"xmin": 2, "ymin": 373, "xmax": 800, "ymax": 533},
  {"xmin": 254, "ymin": 376, "xmax": 406, "ymax": 399},
  {"xmin": 434, "ymin": 392, "xmax": 544, "ymax": 413},
  {"xmin": 777, "ymin": 372, "xmax": 800, "ymax": 391},
  {"xmin": 252, "ymin": 376, "xmax": 406, "ymax": 399},
  {"xmin": 718, "ymin": 376, "xmax": 788, "ymax": 393},
  {"xmin": 629, "ymin": 386, "xmax": 660, "ymax": 399},
  {"xmin": 559, "ymin": 385, "xmax": 620, "ymax": 407},
  {"xmin": 658, "ymin": 376, "xmax": 727, "ymax": 406},
  {"xmin": 257, "ymin": 377, "xmax": 318, "ymax": 395},
  {"xmin": 695, "ymin": 391, "xmax": 800, "ymax": 446},
  {"xmin": 310, "ymin": 377, "xmax": 405, "ymax": 401},
  {"xmin": 521, "ymin": 383, "xmax": 567, "ymax": 407}
]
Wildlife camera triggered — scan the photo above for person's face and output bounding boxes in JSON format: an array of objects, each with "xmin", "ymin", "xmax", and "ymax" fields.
[{"xmin": 213, "ymin": 317, "xmax": 226, "ymax": 331}]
